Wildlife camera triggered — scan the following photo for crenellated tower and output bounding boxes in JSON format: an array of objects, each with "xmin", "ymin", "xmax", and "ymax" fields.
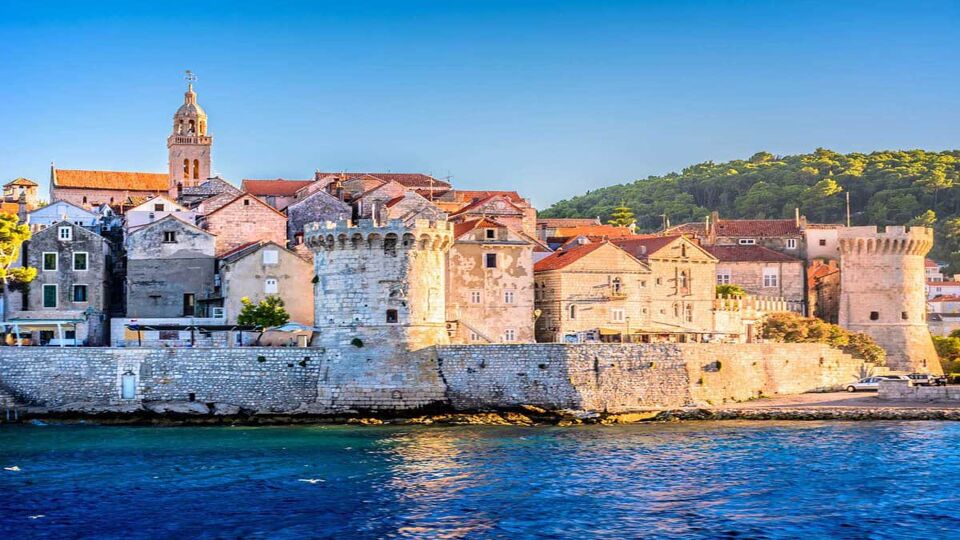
[
  {"xmin": 305, "ymin": 218, "xmax": 453, "ymax": 353},
  {"xmin": 167, "ymin": 82, "xmax": 212, "ymax": 195},
  {"xmin": 838, "ymin": 226, "xmax": 940, "ymax": 374}
]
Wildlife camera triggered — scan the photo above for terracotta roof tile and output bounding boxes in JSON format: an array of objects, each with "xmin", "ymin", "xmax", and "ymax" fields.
[
  {"xmin": 550, "ymin": 224, "xmax": 633, "ymax": 239},
  {"xmin": 241, "ymin": 179, "xmax": 314, "ymax": 197},
  {"xmin": 0, "ymin": 202, "xmax": 20, "ymax": 215},
  {"xmin": 5, "ymin": 177, "xmax": 37, "ymax": 187},
  {"xmin": 704, "ymin": 245, "xmax": 801, "ymax": 263},
  {"xmin": 53, "ymin": 169, "xmax": 168, "ymax": 191},
  {"xmin": 453, "ymin": 217, "xmax": 502, "ymax": 239},
  {"xmin": 612, "ymin": 235, "xmax": 681, "ymax": 261},
  {"xmin": 926, "ymin": 258, "xmax": 940, "ymax": 268},
  {"xmin": 929, "ymin": 295, "xmax": 960, "ymax": 303},
  {"xmin": 534, "ymin": 241, "xmax": 608, "ymax": 272},
  {"xmin": 537, "ymin": 218, "xmax": 600, "ymax": 228},
  {"xmin": 714, "ymin": 219, "xmax": 801, "ymax": 237},
  {"xmin": 316, "ymin": 172, "xmax": 450, "ymax": 189},
  {"xmin": 445, "ymin": 190, "xmax": 525, "ymax": 204}
]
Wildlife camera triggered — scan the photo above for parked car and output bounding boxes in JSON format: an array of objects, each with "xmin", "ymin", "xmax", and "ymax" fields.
[
  {"xmin": 846, "ymin": 377, "xmax": 895, "ymax": 392},
  {"xmin": 907, "ymin": 373, "xmax": 947, "ymax": 386}
]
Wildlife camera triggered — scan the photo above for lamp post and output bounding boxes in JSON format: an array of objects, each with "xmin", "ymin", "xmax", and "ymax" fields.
[{"xmin": 625, "ymin": 316, "xmax": 631, "ymax": 344}]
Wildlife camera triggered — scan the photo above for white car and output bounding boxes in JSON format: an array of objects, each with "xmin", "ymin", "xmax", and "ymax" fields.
[{"xmin": 845, "ymin": 376, "xmax": 907, "ymax": 392}]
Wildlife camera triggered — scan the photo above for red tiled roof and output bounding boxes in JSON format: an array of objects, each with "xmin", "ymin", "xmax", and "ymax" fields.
[
  {"xmin": 538, "ymin": 218, "xmax": 600, "ymax": 228},
  {"xmin": 612, "ymin": 235, "xmax": 680, "ymax": 261},
  {"xmin": 926, "ymin": 258, "xmax": 940, "ymax": 268},
  {"xmin": 5, "ymin": 177, "xmax": 37, "ymax": 187},
  {"xmin": 202, "ymin": 192, "xmax": 289, "ymax": 220},
  {"xmin": 0, "ymin": 202, "xmax": 20, "ymax": 215},
  {"xmin": 453, "ymin": 217, "xmax": 502, "ymax": 239},
  {"xmin": 929, "ymin": 281, "xmax": 960, "ymax": 286},
  {"xmin": 714, "ymin": 219, "xmax": 800, "ymax": 237},
  {"xmin": 534, "ymin": 241, "xmax": 608, "ymax": 272},
  {"xmin": 316, "ymin": 172, "xmax": 450, "ymax": 189},
  {"xmin": 929, "ymin": 295, "xmax": 960, "ymax": 303},
  {"xmin": 218, "ymin": 240, "xmax": 262, "ymax": 260},
  {"xmin": 661, "ymin": 222, "xmax": 706, "ymax": 236},
  {"xmin": 241, "ymin": 179, "xmax": 314, "ymax": 197},
  {"xmin": 449, "ymin": 194, "xmax": 524, "ymax": 217},
  {"xmin": 53, "ymin": 169, "xmax": 169, "ymax": 191},
  {"xmin": 551, "ymin": 224, "xmax": 634, "ymax": 239},
  {"xmin": 704, "ymin": 245, "xmax": 801, "ymax": 263},
  {"xmin": 448, "ymin": 190, "xmax": 525, "ymax": 204}
]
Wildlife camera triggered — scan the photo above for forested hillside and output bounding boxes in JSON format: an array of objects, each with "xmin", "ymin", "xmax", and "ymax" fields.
[{"xmin": 540, "ymin": 149, "xmax": 960, "ymax": 262}]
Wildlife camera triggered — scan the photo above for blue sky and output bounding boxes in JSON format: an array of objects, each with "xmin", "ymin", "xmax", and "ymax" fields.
[{"xmin": 1, "ymin": 1, "xmax": 958, "ymax": 208}]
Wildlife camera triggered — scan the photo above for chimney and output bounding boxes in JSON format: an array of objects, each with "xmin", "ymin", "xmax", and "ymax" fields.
[
  {"xmin": 794, "ymin": 207, "xmax": 800, "ymax": 227},
  {"xmin": 17, "ymin": 191, "xmax": 27, "ymax": 223}
]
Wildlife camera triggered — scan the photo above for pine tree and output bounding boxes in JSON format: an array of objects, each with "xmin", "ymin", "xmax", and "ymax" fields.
[
  {"xmin": 0, "ymin": 213, "xmax": 36, "ymax": 323},
  {"xmin": 607, "ymin": 201, "xmax": 635, "ymax": 227}
]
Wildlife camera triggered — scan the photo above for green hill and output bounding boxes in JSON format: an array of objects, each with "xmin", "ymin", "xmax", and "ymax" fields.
[{"xmin": 541, "ymin": 148, "xmax": 960, "ymax": 262}]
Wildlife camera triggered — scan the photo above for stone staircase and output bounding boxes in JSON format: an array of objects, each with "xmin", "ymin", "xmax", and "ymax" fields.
[{"xmin": 0, "ymin": 384, "xmax": 22, "ymax": 422}]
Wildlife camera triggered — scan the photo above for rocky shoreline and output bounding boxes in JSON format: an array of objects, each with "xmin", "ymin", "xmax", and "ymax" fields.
[{"xmin": 7, "ymin": 402, "xmax": 960, "ymax": 426}]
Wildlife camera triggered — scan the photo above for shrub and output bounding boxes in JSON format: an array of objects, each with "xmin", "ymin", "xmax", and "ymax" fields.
[
  {"xmin": 716, "ymin": 284, "xmax": 746, "ymax": 298},
  {"xmin": 762, "ymin": 312, "xmax": 885, "ymax": 365}
]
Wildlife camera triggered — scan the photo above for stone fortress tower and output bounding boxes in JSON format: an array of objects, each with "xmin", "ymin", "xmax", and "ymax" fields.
[
  {"xmin": 305, "ymin": 217, "xmax": 453, "ymax": 352},
  {"xmin": 838, "ymin": 226, "xmax": 940, "ymax": 374},
  {"xmin": 167, "ymin": 81, "xmax": 212, "ymax": 195}
]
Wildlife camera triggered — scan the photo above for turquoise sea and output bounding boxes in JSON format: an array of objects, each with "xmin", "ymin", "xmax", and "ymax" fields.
[{"xmin": 1, "ymin": 421, "xmax": 959, "ymax": 539}]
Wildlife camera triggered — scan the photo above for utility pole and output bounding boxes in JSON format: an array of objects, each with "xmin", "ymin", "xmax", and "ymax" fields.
[{"xmin": 845, "ymin": 192, "xmax": 851, "ymax": 227}]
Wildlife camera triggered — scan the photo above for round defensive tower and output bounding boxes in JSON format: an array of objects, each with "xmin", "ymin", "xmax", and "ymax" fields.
[
  {"xmin": 838, "ymin": 225, "xmax": 940, "ymax": 374},
  {"xmin": 304, "ymin": 218, "xmax": 453, "ymax": 354}
]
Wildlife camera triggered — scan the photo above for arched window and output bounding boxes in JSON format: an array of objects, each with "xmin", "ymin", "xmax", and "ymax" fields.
[
  {"xmin": 183, "ymin": 159, "xmax": 190, "ymax": 175},
  {"xmin": 193, "ymin": 159, "xmax": 200, "ymax": 179},
  {"xmin": 679, "ymin": 271, "xmax": 688, "ymax": 289},
  {"xmin": 569, "ymin": 304, "xmax": 577, "ymax": 320},
  {"xmin": 188, "ymin": 119, "xmax": 196, "ymax": 134}
]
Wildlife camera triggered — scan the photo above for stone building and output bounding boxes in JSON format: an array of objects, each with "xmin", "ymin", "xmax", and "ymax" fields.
[
  {"xmin": 535, "ymin": 217, "xmax": 601, "ymax": 243},
  {"xmin": 167, "ymin": 83, "xmax": 212, "ymax": 194},
  {"xmin": 13, "ymin": 221, "xmax": 110, "ymax": 345},
  {"xmin": 197, "ymin": 193, "xmax": 287, "ymax": 256},
  {"xmin": 178, "ymin": 176, "xmax": 241, "ymax": 209},
  {"xmin": 705, "ymin": 245, "xmax": 805, "ymax": 312},
  {"xmin": 314, "ymin": 171, "xmax": 451, "ymax": 200},
  {"xmin": 534, "ymin": 241, "xmax": 651, "ymax": 343},
  {"xmin": 926, "ymin": 259, "xmax": 944, "ymax": 282},
  {"xmin": 663, "ymin": 212, "xmax": 805, "ymax": 257},
  {"xmin": 304, "ymin": 218, "xmax": 453, "ymax": 354},
  {"xmin": 613, "ymin": 235, "xmax": 719, "ymax": 335},
  {"xmin": 217, "ymin": 241, "xmax": 314, "ymax": 327},
  {"xmin": 928, "ymin": 280, "xmax": 960, "ymax": 300},
  {"xmin": 807, "ymin": 259, "xmax": 841, "ymax": 324},
  {"xmin": 3, "ymin": 177, "xmax": 39, "ymax": 209},
  {"xmin": 286, "ymin": 188, "xmax": 351, "ymax": 247},
  {"xmin": 838, "ymin": 226, "xmax": 940, "ymax": 374},
  {"xmin": 439, "ymin": 191, "xmax": 538, "ymax": 237},
  {"xmin": 447, "ymin": 218, "xmax": 536, "ymax": 343},
  {"xmin": 124, "ymin": 215, "xmax": 217, "ymax": 318},
  {"xmin": 124, "ymin": 195, "xmax": 195, "ymax": 232}
]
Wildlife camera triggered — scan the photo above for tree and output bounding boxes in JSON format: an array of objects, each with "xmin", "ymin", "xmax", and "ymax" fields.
[
  {"xmin": 607, "ymin": 201, "xmax": 635, "ymax": 228},
  {"xmin": 716, "ymin": 284, "xmax": 746, "ymax": 298},
  {"xmin": 907, "ymin": 210, "xmax": 936, "ymax": 228},
  {"xmin": 237, "ymin": 296, "xmax": 289, "ymax": 343},
  {"xmin": 762, "ymin": 312, "xmax": 885, "ymax": 365},
  {"xmin": 0, "ymin": 214, "xmax": 36, "ymax": 322}
]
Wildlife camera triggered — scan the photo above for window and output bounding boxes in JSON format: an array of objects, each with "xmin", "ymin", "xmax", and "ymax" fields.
[
  {"xmin": 611, "ymin": 308, "xmax": 625, "ymax": 322},
  {"xmin": 72, "ymin": 285, "xmax": 88, "ymax": 303},
  {"xmin": 870, "ymin": 311, "xmax": 879, "ymax": 321},
  {"xmin": 786, "ymin": 238, "xmax": 797, "ymax": 249},
  {"xmin": 503, "ymin": 328, "xmax": 516, "ymax": 342},
  {"xmin": 673, "ymin": 303, "xmax": 680, "ymax": 318},
  {"xmin": 640, "ymin": 280, "xmax": 647, "ymax": 288},
  {"xmin": 679, "ymin": 271, "xmax": 689, "ymax": 290},
  {"xmin": 42, "ymin": 252, "xmax": 57, "ymax": 271},
  {"xmin": 183, "ymin": 293, "xmax": 196, "ymax": 316},
  {"xmin": 163, "ymin": 231, "xmax": 177, "ymax": 243},
  {"xmin": 504, "ymin": 290, "xmax": 515, "ymax": 304},
  {"xmin": 469, "ymin": 331, "xmax": 480, "ymax": 342},
  {"xmin": 569, "ymin": 304, "xmax": 577, "ymax": 319},
  {"xmin": 484, "ymin": 253, "xmax": 497, "ymax": 268},
  {"xmin": 42, "ymin": 284, "xmax": 57, "ymax": 308},
  {"xmin": 763, "ymin": 268, "xmax": 779, "ymax": 287},
  {"xmin": 262, "ymin": 250, "xmax": 279, "ymax": 265},
  {"xmin": 819, "ymin": 239, "xmax": 827, "ymax": 246},
  {"xmin": 655, "ymin": 277, "xmax": 662, "ymax": 285},
  {"xmin": 243, "ymin": 198, "xmax": 251, "ymax": 206},
  {"xmin": 738, "ymin": 238, "xmax": 756, "ymax": 245},
  {"xmin": 485, "ymin": 228, "xmax": 496, "ymax": 240},
  {"xmin": 717, "ymin": 272, "xmax": 731, "ymax": 285},
  {"xmin": 901, "ymin": 311, "xmax": 909, "ymax": 320},
  {"xmin": 58, "ymin": 226, "xmax": 72, "ymax": 241},
  {"xmin": 386, "ymin": 309, "xmax": 399, "ymax": 323},
  {"xmin": 73, "ymin": 252, "xmax": 88, "ymax": 271},
  {"xmin": 611, "ymin": 277, "xmax": 623, "ymax": 295},
  {"xmin": 154, "ymin": 203, "xmax": 165, "ymax": 211},
  {"xmin": 685, "ymin": 304, "xmax": 693, "ymax": 322},
  {"xmin": 264, "ymin": 278, "xmax": 278, "ymax": 294},
  {"xmin": 470, "ymin": 291, "xmax": 482, "ymax": 304}
]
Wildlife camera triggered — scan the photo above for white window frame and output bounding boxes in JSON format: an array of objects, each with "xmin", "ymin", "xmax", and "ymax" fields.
[
  {"xmin": 262, "ymin": 250, "xmax": 279, "ymax": 265},
  {"xmin": 504, "ymin": 290, "xmax": 515, "ymax": 304},
  {"xmin": 738, "ymin": 238, "xmax": 756, "ymax": 245},
  {"xmin": 42, "ymin": 252, "xmax": 58, "ymax": 272},
  {"xmin": 503, "ymin": 328, "xmax": 516, "ymax": 342},
  {"xmin": 763, "ymin": 267, "xmax": 779, "ymax": 288},
  {"xmin": 470, "ymin": 290, "xmax": 482, "ymax": 304},
  {"xmin": 42, "ymin": 284, "xmax": 58, "ymax": 308},
  {"xmin": 72, "ymin": 284, "xmax": 89, "ymax": 303},
  {"xmin": 58, "ymin": 226, "xmax": 72, "ymax": 241},
  {"xmin": 611, "ymin": 308, "xmax": 625, "ymax": 322},
  {"xmin": 73, "ymin": 251, "xmax": 89, "ymax": 272},
  {"xmin": 264, "ymin": 278, "xmax": 279, "ymax": 294},
  {"xmin": 786, "ymin": 238, "xmax": 798, "ymax": 249},
  {"xmin": 717, "ymin": 271, "xmax": 731, "ymax": 285}
]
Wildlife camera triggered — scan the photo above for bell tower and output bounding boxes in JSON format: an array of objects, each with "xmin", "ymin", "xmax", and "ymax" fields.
[{"xmin": 168, "ymin": 71, "xmax": 212, "ymax": 195}]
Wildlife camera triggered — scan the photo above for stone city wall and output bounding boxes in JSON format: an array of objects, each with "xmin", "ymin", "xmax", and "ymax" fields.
[
  {"xmin": 878, "ymin": 379, "xmax": 960, "ymax": 401},
  {"xmin": 0, "ymin": 343, "xmax": 865, "ymax": 415}
]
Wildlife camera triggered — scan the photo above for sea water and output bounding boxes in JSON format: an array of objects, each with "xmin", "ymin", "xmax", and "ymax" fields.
[{"xmin": 2, "ymin": 421, "xmax": 959, "ymax": 539}]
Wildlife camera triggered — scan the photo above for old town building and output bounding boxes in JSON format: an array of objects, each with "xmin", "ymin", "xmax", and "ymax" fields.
[
  {"xmin": 12, "ymin": 221, "xmax": 110, "ymax": 345},
  {"xmin": 704, "ymin": 245, "xmax": 805, "ymax": 312},
  {"xmin": 26, "ymin": 201, "xmax": 101, "ymax": 233},
  {"xmin": 124, "ymin": 215, "xmax": 217, "ymax": 318},
  {"xmin": 197, "ymin": 193, "xmax": 287, "ymax": 256},
  {"xmin": 217, "ymin": 241, "xmax": 314, "ymax": 327},
  {"xmin": 446, "ymin": 218, "xmax": 536, "ymax": 343},
  {"xmin": 286, "ymin": 188, "xmax": 351, "ymax": 247},
  {"xmin": 241, "ymin": 179, "xmax": 314, "ymax": 210},
  {"xmin": 124, "ymin": 195, "xmax": 195, "ymax": 232}
]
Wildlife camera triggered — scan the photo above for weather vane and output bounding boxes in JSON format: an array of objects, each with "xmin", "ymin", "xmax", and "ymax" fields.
[{"xmin": 184, "ymin": 70, "xmax": 197, "ymax": 83}]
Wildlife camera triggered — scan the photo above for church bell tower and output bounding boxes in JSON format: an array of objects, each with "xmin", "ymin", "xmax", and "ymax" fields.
[{"xmin": 168, "ymin": 72, "xmax": 212, "ymax": 195}]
